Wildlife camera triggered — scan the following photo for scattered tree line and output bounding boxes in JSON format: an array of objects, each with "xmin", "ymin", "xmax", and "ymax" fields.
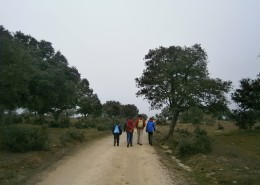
[
  {"xmin": 0, "ymin": 26, "xmax": 139, "ymax": 126},
  {"xmin": 1, "ymin": 25, "xmax": 259, "ymax": 138}
]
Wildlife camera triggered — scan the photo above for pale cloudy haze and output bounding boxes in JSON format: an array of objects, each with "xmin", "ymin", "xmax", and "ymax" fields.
[{"xmin": 1, "ymin": 0, "xmax": 259, "ymax": 117}]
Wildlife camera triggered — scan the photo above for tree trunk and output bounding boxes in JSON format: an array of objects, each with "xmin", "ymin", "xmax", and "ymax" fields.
[{"xmin": 166, "ymin": 111, "xmax": 180, "ymax": 139}]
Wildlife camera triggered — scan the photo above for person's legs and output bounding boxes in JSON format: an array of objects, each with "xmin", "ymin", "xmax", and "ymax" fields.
[
  {"xmin": 126, "ymin": 132, "xmax": 130, "ymax": 147},
  {"xmin": 137, "ymin": 129, "xmax": 141, "ymax": 144},
  {"xmin": 129, "ymin": 132, "xmax": 133, "ymax": 146},
  {"xmin": 116, "ymin": 134, "xmax": 120, "ymax": 146},
  {"xmin": 148, "ymin": 132, "xmax": 153, "ymax": 145},
  {"xmin": 139, "ymin": 129, "xmax": 143, "ymax": 145},
  {"xmin": 113, "ymin": 135, "xmax": 117, "ymax": 146}
]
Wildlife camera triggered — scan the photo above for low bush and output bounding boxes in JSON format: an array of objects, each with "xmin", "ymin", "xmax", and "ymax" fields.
[
  {"xmin": 0, "ymin": 114, "xmax": 23, "ymax": 125},
  {"xmin": 59, "ymin": 117, "xmax": 71, "ymax": 128},
  {"xmin": 48, "ymin": 120, "xmax": 60, "ymax": 128},
  {"xmin": 33, "ymin": 117, "xmax": 48, "ymax": 125},
  {"xmin": 74, "ymin": 121, "xmax": 89, "ymax": 129},
  {"xmin": 60, "ymin": 130, "xmax": 86, "ymax": 144},
  {"xmin": 175, "ymin": 128, "xmax": 212, "ymax": 157},
  {"xmin": 0, "ymin": 125, "xmax": 49, "ymax": 152},
  {"xmin": 48, "ymin": 117, "xmax": 71, "ymax": 128},
  {"xmin": 97, "ymin": 126, "xmax": 107, "ymax": 131}
]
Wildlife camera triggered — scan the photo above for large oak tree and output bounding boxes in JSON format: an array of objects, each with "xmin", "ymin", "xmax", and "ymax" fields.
[{"xmin": 136, "ymin": 44, "xmax": 232, "ymax": 138}]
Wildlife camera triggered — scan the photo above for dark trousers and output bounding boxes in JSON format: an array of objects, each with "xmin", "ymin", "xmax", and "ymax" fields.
[
  {"xmin": 113, "ymin": 134, "xmax": 120, "ymax": 146},
  {"xmin": 148, "ymin": 132, "xmax": 153, "ymax": 145},
  {"xmin": 126, "ymin": 131, "xmax": 133, "ymax": 145}
]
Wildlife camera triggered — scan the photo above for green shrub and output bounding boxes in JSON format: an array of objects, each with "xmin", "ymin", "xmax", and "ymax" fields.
[
  {"xmin": 193, "ymin": 127, "xmax": 212, "ymax": 154},
  {"xmin": 88, "ymin": 122, "xmax": 96, "ymax": 128},
  {"xmin": 74, "ymin": 121, "xmax": 89, "ymax": 129},
  {"xmin": 48, "ymin": 117, "xmax": 71, "ymax": 128},
  {"xmin": 232, "ymin": 110, "xmax": 256, "ymax": 129},
  {"xmin": 177, "ymin": 138, "xmax": 197, "ymax": 156},
  {"xmin": 59, "ymin": 117, "xmax": 71, "ymax": 128},
  {"xmin": 176, "ymin": 128, "xmax": 212, "ymax": 157},
  {"xmin": 33, "ymin": 117, "xmax": 48, "ymax": 125},
  {"xmin": 0, "ymin": 126, "xmax": 49, "ymax": 152},
  {"xmin": 1, "ymin": 114, "xmax": 23, "ymax": 125},
  {"xmin": 97, "ymin": 126, "xmax": 107, "ymax": 131},
  {"xmin": 23, "ymin": 114, "xmax": 33, "ymax": 124},
  {"xmin": 48, "ymin": 120, "xmax": 60, "ymax": 128},
  {"xmin": 60, "ymin": 130, "xmax": 85, "ymax": 144}
]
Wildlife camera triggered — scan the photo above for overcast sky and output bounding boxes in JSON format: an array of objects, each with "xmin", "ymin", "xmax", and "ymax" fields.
[{"xmin": 1, "ymin": 0, "xmax": 260, "ymax": 117}]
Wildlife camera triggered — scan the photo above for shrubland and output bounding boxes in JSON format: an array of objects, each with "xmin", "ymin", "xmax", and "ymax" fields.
[
  {"xmin": 155, "ymin": 121, "xmax": 260, "ymax": 185},
  {"xmin": 0, "ymin": 114, "xmax": 113, "ymax": 185}
]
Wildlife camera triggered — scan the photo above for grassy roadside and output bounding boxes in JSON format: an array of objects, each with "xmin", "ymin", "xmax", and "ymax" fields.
[
  {"xmin": 154, "ymin": 122, "xmax": 260, "ymax": 185},
  {"xmin": 0, "ymin": 125, "xmax": 110, "ymax": 185},
  {"xmin": 154, "ymin": 125, "xmax": 197, "ymax": 185}
]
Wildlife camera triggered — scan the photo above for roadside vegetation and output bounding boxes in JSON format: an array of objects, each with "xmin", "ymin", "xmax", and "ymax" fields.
[
  {"xmin": 0, "ymin": 115, "xmax": 116, "ymax": 185},
  {"xmin": 155, "ymin": 121, "xmax": 260, "ymax": 185}
]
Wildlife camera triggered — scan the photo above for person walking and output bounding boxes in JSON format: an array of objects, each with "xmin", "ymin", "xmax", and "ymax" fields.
[
  {"xmin": 112, "ymin": 121, "xmax": 122, "ymax": 146},
  {"xmin": 135, "ymin": 114, "xmax": 146, "ymax": 145},
  {"xmin": 124, "ymin": 117, "xmax": 135, "ymax": 147},
  {"xmin": 146, "ymin": 117, "xmax": 156, "ymax": 146}
]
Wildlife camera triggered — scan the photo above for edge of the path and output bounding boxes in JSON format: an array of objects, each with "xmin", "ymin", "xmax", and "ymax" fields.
[
  {"xmin": 25, "ymin": 130, "xmax": 111, "ymax": 185},
  {"xmin": 153, "ymin": 128, "xmax": 197, "ymax": 185}
]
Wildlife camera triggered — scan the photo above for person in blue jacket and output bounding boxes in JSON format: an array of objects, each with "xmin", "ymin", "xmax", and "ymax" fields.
[
  {"xmin": 146, "ymin": 117, "xmax": 156, "ymax": 146},
  {"xmin": 112, "ymin": 121, "xmax": 122, "ymax": 146}
]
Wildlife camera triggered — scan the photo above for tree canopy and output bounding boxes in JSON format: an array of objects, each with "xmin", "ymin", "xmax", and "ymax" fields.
[
  {"xmin": 231, "ymin": 74, "xmax": 260, "ymax": 129},
  {"xmin": 0, "ymin": 26, "xmax": 102, "ymax": 123},
  {"xmin": 102, "ymin": 101, "xmax": 139, "ymax": 118},
  {"xmin": 77, "ymin": 79, "xmax": 102, "ymax": 118},
  {"xmin": 136, "ymin": 44, "xmax": 232, "ymax": 137}
]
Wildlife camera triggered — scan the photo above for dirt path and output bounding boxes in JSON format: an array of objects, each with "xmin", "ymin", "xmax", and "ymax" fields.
[{"xmin": 35, "ymin": 132, "xmax": 175, "ymax": 185}]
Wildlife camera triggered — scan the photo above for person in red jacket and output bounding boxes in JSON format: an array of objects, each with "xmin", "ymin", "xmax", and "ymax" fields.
[
  {"xmin": 135, "ymin": 114, "xmax": 146, "ymax": 145},
  {"xmin": 124, "ymin": 117, "xmax": 135, "ymax": 147}
]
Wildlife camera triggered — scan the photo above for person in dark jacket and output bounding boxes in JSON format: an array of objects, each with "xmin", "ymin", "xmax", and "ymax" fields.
[
  {"xmin": 146, "ymin": 117, "xmax": 156, "ymax": 146},
  {"xmin": 112, "ymin": 121, "xmax": 122, "ymax": 146},
  {"xmin": 124, "ymin": 117, "xmax": 135, "ymax": 147}
]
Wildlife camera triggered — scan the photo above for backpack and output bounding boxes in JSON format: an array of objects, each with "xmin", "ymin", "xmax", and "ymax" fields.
[
  {"xmin": 113, "ymin": 124, "xmax": 120, "ymax": 134},
  {"xmin": 137, "ymin": 119, "xmax": 143, "ymax": 128}
]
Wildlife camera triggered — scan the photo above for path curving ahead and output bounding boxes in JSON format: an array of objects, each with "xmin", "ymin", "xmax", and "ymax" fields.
[{"xmin": 36, "ymin": 132, "xmax": 174, "ymax": 185}]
